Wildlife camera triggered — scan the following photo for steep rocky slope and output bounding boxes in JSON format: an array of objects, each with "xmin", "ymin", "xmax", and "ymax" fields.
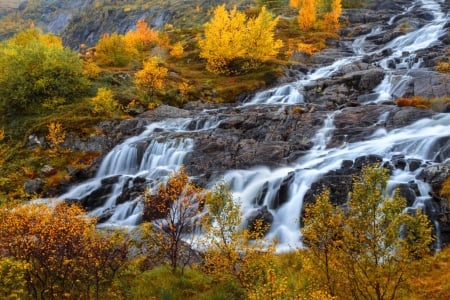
[{"xmin": 12, "ymin": 0, "xmax": 450, "ymax": 248}]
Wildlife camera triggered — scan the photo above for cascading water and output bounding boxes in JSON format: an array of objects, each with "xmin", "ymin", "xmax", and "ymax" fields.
[
  {"xmin": 244, "ymin": 0, "xmax": 448, "ymax": 106},
  {"xmin": 59, "ymin": 118, "xmax": 211, "ymax": 226},
  {"xmin": 58, "ymin": 0, "xmax": 449, "ymax": 250},
  {"xmin": 230, "ymin": 0, "xmax": 449, "ymax": 249},
  {"xmin": 371, "ymin": 0, "xmax": 447, "ymax": 102}
]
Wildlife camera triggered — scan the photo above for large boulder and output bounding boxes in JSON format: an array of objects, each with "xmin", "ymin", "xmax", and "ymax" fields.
[{"xmin": 417, "ymin": 162, "xmax": 450, "ymax": 192}]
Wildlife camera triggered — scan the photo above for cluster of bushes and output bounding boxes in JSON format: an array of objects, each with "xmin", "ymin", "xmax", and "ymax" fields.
[{"xmin": 1, "ymin": 165, "xmax": 446, "ymax": 299}]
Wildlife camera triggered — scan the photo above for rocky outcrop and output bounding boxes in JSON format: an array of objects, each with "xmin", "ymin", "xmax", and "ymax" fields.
[{"xmin": 417, "ymin": 162, "xmax": 450, "ymax": 193}]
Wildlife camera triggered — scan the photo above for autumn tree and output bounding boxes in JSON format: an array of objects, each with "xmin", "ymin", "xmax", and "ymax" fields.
[
  {"xmin": 440, "ymin": 176, "xmax": 450, "ymax": 206},
  {"xmin": 142, "ymin": 167, "xmax": 205, "ymax": 273},
  {"xmin": 202, "ymin": 182, "xmax": 289, "ymax": 299},
  {"xmin": 408, "ymin": 246, "xmax": 450, "ymax": 300},
  {"xmin": 0, "ymin": 257, "xmax": 28, "ymax": 299},
  {"xmin": 289, "ymin": 0, "xmax": 300, "ymax": 8},
  {"xmin": 0, "ymin": 29, "xmax": 89, "ymax": 116},
  {"xmin": 95, "ymin": 33, "xmax": 137, "ymax": 67},
  {"xmin": 90, "ymin": 87, "xmax": 120, "ymax": 116},
  {"xmin": 199, "ymin": 5, "xmax": 246, "ymax": 74},
  {"xmin": 302, "ymin": 165, "xmax": 433, "ymax": 299},
  {"xmin": 300, "ymin": 189, "xmax": 344, "ymax": 297},
  {"xmin": 298, "ymin": 0, "xmax": 316, "ymax": 31},
  {"xmin": 199, "ymin": 5, "xmax": 282, "ymax": 74},
  {"xmin": 244, "ymin": 6, "xmax": 283, "ymax": 69},
  {"xmin": 0, "ymin": 202, "xmax": 130, "ymax": 299},
  {"xmin": 46, "ymin": 122, "xmax": 67, "ymax": 157},
  {"xmin": 169, "ymin": 41, "xmax": 184, "ymax": 58},
  {"xmin": 124, "ymin": 19, "xmax": 158, "ymax": 54},
  {"xmin": 134, "ymin": 57, "xmax": 168, "ymax": 99},
  {"xmin": 320, "ymin": 0, "xmax": 342, "ymax": 32}
]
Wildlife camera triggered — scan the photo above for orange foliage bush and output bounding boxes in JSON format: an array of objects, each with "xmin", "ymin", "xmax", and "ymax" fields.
[
  {"xmin": 409, "ymin": 247, "xmax": 450, "ymax": 300},
  {"xmin": 297, "ymin": 42, "xmax": 320, "ymax": 55},
  {"xmin": 395, "ymin": 96, "xmax": 431, "ymax": 109},
  {"xmin": 441, "ymin": 176, "xmax": 450, "ymax": 205},
  {"xmin": 124, "ymin": 19, "xmax": 158, "ymax": 53},
  {"xmin": 0, "ymin": 203, "xmax": 130, "ymax": 299}
]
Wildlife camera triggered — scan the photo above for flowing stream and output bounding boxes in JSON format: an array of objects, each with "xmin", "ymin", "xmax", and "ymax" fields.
[{"xmin": 60, "ymin": 0, "xmax": 449, "ymax": 249}]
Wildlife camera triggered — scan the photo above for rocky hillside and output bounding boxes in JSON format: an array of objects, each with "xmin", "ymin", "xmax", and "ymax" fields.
[
  {"xmin": 4, "ymin": 0, "xmax": 450, "ymax": 248},
  {"xmin": 27, "ymin": 0, "xmax": 446, "ymax": 249},
  {"xmin": 0, "ymin": 0, "xmax": 252, "ymax": 47}
]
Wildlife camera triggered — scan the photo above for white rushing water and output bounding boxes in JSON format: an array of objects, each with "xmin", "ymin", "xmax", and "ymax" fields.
[
  {"xmin": 244, "ymin": 0, "xmax": 448, "ymax": 106},
  {"xmin": 58, "ymin": 0, "xmax": 449, "ymax": 249},
  {"xmin": 229, "ymin": 0, "xmax": 449, "ymax": 250},
  {"xmin": 59, "ymin": 118, "xmax": 214, "ymax": 226}
]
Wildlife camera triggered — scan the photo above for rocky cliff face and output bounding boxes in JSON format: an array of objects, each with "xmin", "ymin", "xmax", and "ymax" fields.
[{"xmin": 1, "ymin": 0, "xmax": 252, "ymax": 48}]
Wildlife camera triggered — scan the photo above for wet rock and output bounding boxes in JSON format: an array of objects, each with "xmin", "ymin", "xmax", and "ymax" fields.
[
  {"xmin": 354, "ymin": 154, "xmax": 384, "ymax": 169},
  {"xmin": 272, "ymin": 172, "xmax": 295, "ymax": 209},
  {"xmin": 96, "ymin": 208, "xmax": 115, "ymax": 223},
  {"xmin": 41, "ymin": 165, "xmax": 58, "ymax": 177},
  {"xmin": 410, "ymin": 71, "xmax": 450, "ymax": 98},
  {"xmin": 343, "ymin": 68, "xmax": 385, "ymax": 91},
  {"xmin": 74, "ymin": 175, "xmax": 121, "ymax": 210},
  {"xmin": 24, "ymin": 179, "xmax": 43, "ymax": 194},
  {"xmin": 431, "ymin": 137, "xmax": 450, "ymax": 163},
  {"xmin": 386, "ymin": 107, "xmax": 434, "ymax": 128},
  {"xmin": 417, "ymin": 162, "xmax": 450, "ymax": 192},
  {"xmin": 407, "ymin": 159, "xmax": 423, "ymax": 172},
  {"xmin": 253, "ymin": 181, "xmax": 269, "ymax": 206},
  {"xmin": 395, "ymin": 183, "xmax": 417, "ymax": 207},
  {"xmin": 116, "ymin": 176, "xmax": 148, "ymax": 205},
  {"xmin": 138, "ymin": 105, "xmax": 192, "ymax": 120},
  {"xmin": 303, "ymin": 175, "xmax": 353, "ymax": 207},
  {"xmin": 392, "ymin": 154, "xmax": 407, "ymax": 170},
  {"xmin": 27, "ymin": 135, "xmax": 46, "ymax": 149}
]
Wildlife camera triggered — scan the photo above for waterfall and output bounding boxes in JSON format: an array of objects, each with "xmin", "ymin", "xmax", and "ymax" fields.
[
  {"xmin": 60, "ymin": 118, "xmax": 201, "ymax": 226},
  {"xmin": 58, "ymin": 0, "xmax": 449, "ymax": 249}
]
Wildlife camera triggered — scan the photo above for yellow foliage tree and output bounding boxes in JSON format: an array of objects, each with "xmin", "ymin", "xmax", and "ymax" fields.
[
  {"xmin": 298, "ymin": 0, "xmax": 316, "ymax": 31},
  {"xmin": 199, "ymin": 5, "xmax": 246, "ymax": 74},
  {"xmin": 46, "ymin": 121, "xmax": 67, "ymax": 156},
  {"xmin": 91, "ymin": 87, "xmax": 119, "ymax": 116},
  {"xmin": 0, "ymin": 257, "xmax": 28, "ymax": 299},
  {"xmin": 95, "ymin": 33, "xmax": 138, "ymax": 66},
  {"xmin": 321, "ymin": 0, "xmax": 342, "ymax": 32},
  {"xmin": 302, "ymin": 165, "xmax": 433, "ymax": 299},
  {"xmin": 244, "ymin": 6, "xmax": 283, "ymax": 68},
  {"xmin": 409, "ymin": 246, "xmax": 450, "ymax": 300},
  {"xmin": 289, "ymin": 0, "xmax": 300, "ymax": 8},
  {"xmin": 82, "ymin": 59, "xmax": 101, "ymax": 79},
  {"xmin": 169, "ymin": 41, "xmax": 184, "ymax": 58},
  {"xmin": 8, "ymin": 28, "xmax": 61, "ymax": 47},
  {"xmin": 199, "ymin": 5, "xmax": 282, "ymax": 74},
  {"xmin": 141, "ymin": 167, "xmax": 205, "ymax": 273},
  {"xmin": 202, "ymin": 182, "xmax": 288, "ymax": 298},
  {"xmin": 441, "ymin": 176, "xmax": 450, "ymax": 206},
  {"xmin": 134, "ymin": 57, "xmax": 168, "ymax": 99}
]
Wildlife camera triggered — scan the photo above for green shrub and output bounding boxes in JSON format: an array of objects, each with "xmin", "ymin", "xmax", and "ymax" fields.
[{"xmin": 0, "ymin": 29, "xmax": 89, "ymax": 116}]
